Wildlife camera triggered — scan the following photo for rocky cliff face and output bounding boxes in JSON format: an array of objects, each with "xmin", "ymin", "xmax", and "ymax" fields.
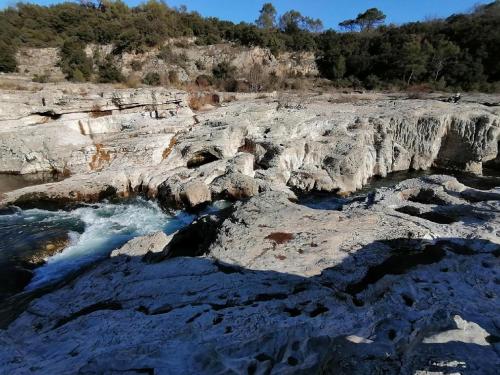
[
  {"xmin": 1, "ymin": 89, "xmax": 498, "ymax": 209},
  {"xmin": 0, "ymin": 84, "xmax": 190, "ymax": 175},
  {"xmin": 16, "ymin": 41, "xmax": 318, "ymax": 84}
]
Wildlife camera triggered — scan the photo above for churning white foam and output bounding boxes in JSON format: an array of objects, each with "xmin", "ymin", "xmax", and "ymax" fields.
[{"xmin": 26, "ymin": 198, "xmax": 196, "ymax": 289}]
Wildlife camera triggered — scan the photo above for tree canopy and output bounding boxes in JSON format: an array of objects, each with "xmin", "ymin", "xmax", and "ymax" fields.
[
  {"xmin": 256, "ymin": 3, "xmax": 277, "ymax": 29},
  {"xmin": 0, "ymin": 0, "xmax": 498, "ymax": 91}
]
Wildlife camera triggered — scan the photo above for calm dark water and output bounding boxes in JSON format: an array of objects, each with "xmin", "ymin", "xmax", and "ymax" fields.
[
  {"xmin": 299, "ymin": 168, "xmax": 500, "ymax": 210},
  {"xmin": 0, "ymin": 173, "xmax": 64, "ymax": 195}
]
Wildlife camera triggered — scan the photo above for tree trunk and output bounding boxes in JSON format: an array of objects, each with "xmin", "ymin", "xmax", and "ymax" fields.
[{"xmin": 407, "ymin": 70, "xmax": 414, "ymax": 85}]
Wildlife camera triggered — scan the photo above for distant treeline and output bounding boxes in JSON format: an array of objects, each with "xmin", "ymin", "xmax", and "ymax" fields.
[{"xmin": 0, "ymin": 0, "xmax": 499, "ymax": 91}]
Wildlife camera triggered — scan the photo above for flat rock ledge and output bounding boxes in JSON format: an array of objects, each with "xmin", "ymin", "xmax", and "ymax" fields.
[{"xmin": 1, "ymin": 175, "xmax": 499, "ymax": 374}]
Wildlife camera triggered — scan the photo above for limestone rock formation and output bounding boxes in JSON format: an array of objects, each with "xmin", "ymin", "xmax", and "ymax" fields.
[
  {"xmin": 110, "ymin": 231, "xmax": 172, "ymax": 258},
  {"xmin": 1, "ymin": 89, "xmax": 499, "ymax": 210},
  {"xmin": 16, "ymin": 42, "xmax": 319, "ymax": 84},
  {"xmin": 0, "ymin": 176, "xmax": 498, "ymax": 373},
  {"xmin": 0, "ymin": 85, "xmax": 191, "ymax": 175}
]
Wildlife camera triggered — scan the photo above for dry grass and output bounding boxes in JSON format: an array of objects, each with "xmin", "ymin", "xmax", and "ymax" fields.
[
  {"xmin": 0, "ymin": 80, "xmax": 39, "ymax": 91},
  {"xmin": 162, "ymin": 136, "xmax": 177, "ymax": 160},
  {"xmin": 406, "ymin": 83, "xmax": 433, "ymax": 99},
  {"xmin": 124, "ymin": 73, "xmax": 141, "ymax": 88},
  {"xmin": 327, "ymin": 95, "xmax": 363, "ymax": 104},
  {"xmin": 188, "ymin": 92, "xmax": 221, "ymax": 110},
  {"xmin": 88, "ymin": 143, "xmax": 111, "ymax": 171}
]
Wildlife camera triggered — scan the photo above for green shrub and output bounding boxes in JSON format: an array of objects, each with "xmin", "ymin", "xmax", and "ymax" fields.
[
  {"xmin": 364, "ymin": 74, "xmax": 381, "ymax": 90},
  {"xmin": 59, "ymin": 39, "xmax": 93, "ymax": 81},
  {"xmin": 97, "ymin": 57, "xmax": 124, "ymax": 83},
  {"xmin": 130, "ymin": 59, "xmax": 143, "ymax": 72},
  {"xmin": 0, "ymin": 42, "xmax": 17, "ymax": 73},
  {"xmin": 212, "ymin": 61, "xmax": 236, "ymax": 80},
  {"xmin": 142, "ymin": 72, "xmax": 161, "ymax": 86}
]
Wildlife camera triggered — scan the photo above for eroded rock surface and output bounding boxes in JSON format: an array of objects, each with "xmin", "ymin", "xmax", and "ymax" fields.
[
  {"xmin": 1, "ymin": 87, "xmax": 499, "ymax": 373},
  {"xmin": 0, "ymin": 85, "xmax": 191, "ymax": 175},
  {"xmin": 1, "ymin": 90, "xmax": 499, "ymax": 209},
  {"xmin": 0, "ymin": 176, "xmax": 498, "ymax": 374}
]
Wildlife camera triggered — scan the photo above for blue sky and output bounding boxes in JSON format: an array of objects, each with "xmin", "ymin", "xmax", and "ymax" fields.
[{"xmin": 0, "ymin": 0, "xmax": 492, "ymax": 29}]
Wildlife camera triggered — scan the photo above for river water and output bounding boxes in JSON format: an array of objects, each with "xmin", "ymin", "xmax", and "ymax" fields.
[
  {"xmin": 299, "ymin": 168, "xmax": 500, "ymax": 210},
  {"xmin": 0, "ymin": 184, "xmax": 228, "ymax": 299}
]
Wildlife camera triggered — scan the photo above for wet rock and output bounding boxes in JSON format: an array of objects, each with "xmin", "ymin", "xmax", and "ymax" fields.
[{"xmin": 25, "ymin": 235, "xmax": 71, "ymax": 267}]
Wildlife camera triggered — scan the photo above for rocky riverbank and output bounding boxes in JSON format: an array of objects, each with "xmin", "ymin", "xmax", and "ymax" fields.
[
  {"xmin": 0, "ymin": 85, "xmax": 499, "ymax": 373},
  {"xmin": 0, "ymin": 174, "xmax": 499, "ymax": 373}
]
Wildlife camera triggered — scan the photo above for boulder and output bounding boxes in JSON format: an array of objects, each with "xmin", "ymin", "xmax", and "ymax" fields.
[{"xmin": 110, "ymin": 231, "xmax": 172, "ymax": 258}]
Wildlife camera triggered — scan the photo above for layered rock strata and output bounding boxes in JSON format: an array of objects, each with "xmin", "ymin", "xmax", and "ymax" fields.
[{"xmin": 1, "ymin": 90, "xmax": 499, "ymax": 209}]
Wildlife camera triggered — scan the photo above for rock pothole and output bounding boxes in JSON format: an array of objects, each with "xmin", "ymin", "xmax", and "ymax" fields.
[
  {"xmin": 396, "ymin": 206, "xmax": 458, "ymax": 224},
  {"xmin": 345, "ymin": 239, "xmax": 447, "ymax": 296},
  {"xmin": 407, "ymin": 189, "xmax": 448, "ymax": 205}
]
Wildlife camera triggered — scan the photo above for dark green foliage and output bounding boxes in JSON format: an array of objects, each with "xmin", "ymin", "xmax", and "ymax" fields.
[
  {"xmin": 0, "ymin": 1, "xmax": 498, "ymax": 91},
  {"xmin": 142, "ymin": 72, "xmax": 161, "ymax": 86},
  {"xmin": 0, "ymin": 0, "xmax": 318, "ymax": 65},
  {"xmin": 0, "ymin": 41, "xmax": 17, "ymax": 72},
  {"xmin": 339, "ymin": 8, "xmax": 386, "ymax": 32},
  {"xmin": 97, "ymin": 56, "xmax": 123, "ymax": 83},
  {"xmin": 212, "ymin": 61, "xmax": 236, "ymax": 80},
  {"xmin": 58, "ymin": 38, "xmax": 93, "ymax": 81},
  {"xmin": 211, "ymin": 62, "xmax": 238, "ymax": 91},
  {"xmin": 279, "ymin": 10, "xmax": 323, "ymax": 33},
  {"xmin": 130, "ymin": 59, "xmax": 143, "ymax": 72},
  {"xmin": 356, "ymin": 8, "xmax": 386, "ymax": 31},
  {"xmin": 256, "ymin": 3, "xmax": 277, "ymax": 29},
  {"xmin": 319, "ymin": 1, "xmax": 500, "ymax": 91}
]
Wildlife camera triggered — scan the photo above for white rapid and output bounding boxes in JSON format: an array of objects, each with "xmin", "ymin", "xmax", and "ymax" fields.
[{"xmin": 0, "ymin": 198, "xmax": 198, "ymax": 290}]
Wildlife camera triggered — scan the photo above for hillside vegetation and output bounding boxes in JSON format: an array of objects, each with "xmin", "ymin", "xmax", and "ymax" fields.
[{"xmin": 0, "ymin": 0, "xmax": 499, "ymax": 91}]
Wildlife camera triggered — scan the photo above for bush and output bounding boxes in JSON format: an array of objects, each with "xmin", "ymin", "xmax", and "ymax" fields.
[
  {"xmin": 32, "ymin": 73, "xmax": 50, "ymax": 83},
  {"xmin": 59, "ymin": 39, "xmax": 93, "ymax": 82},
  {"xmin": 212, "ymin": 61, "xmax": 236, "ymax": 80},
  {"xmin": 0, "ymin": 42, "xmax": 17, "ymax": 73},
  {"xmin": 125, "ymin": 73, "xmax": 141, "ymax": 88},
  {"xmin": 130, "ymin": 59, "xmax": 143, "ymax": 72},
  {"xmin": 157, "ymin": 46, "xmax": 189, "ymax": 70},
  {"xmin": 195, "ymin": 60, "xmax": 206, "ymax": 70},
  {"xmin": 142, "ymin": 72, "xmax": 161, "ymax": 86},
  {"xmin": 222, "ymin": 78, "xmax": 238, "ymax": 92},
  {"xmin": 246, "ymin": 63, "xmax": 266, "ymax": 92},
  {"xmin": 168, "ymin": 70, "xmax": 179, "ymax": 85},
  {"xmin": 195, "ymin": 74, "xmax": 213, "ymax": 87},
  {"xmin": 364, "ymin": 74, "xmax": 381, "ymax": 90},
  {"xmin": 97, "ymin": 57, "xmax": 124, "ymax": 83}
]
